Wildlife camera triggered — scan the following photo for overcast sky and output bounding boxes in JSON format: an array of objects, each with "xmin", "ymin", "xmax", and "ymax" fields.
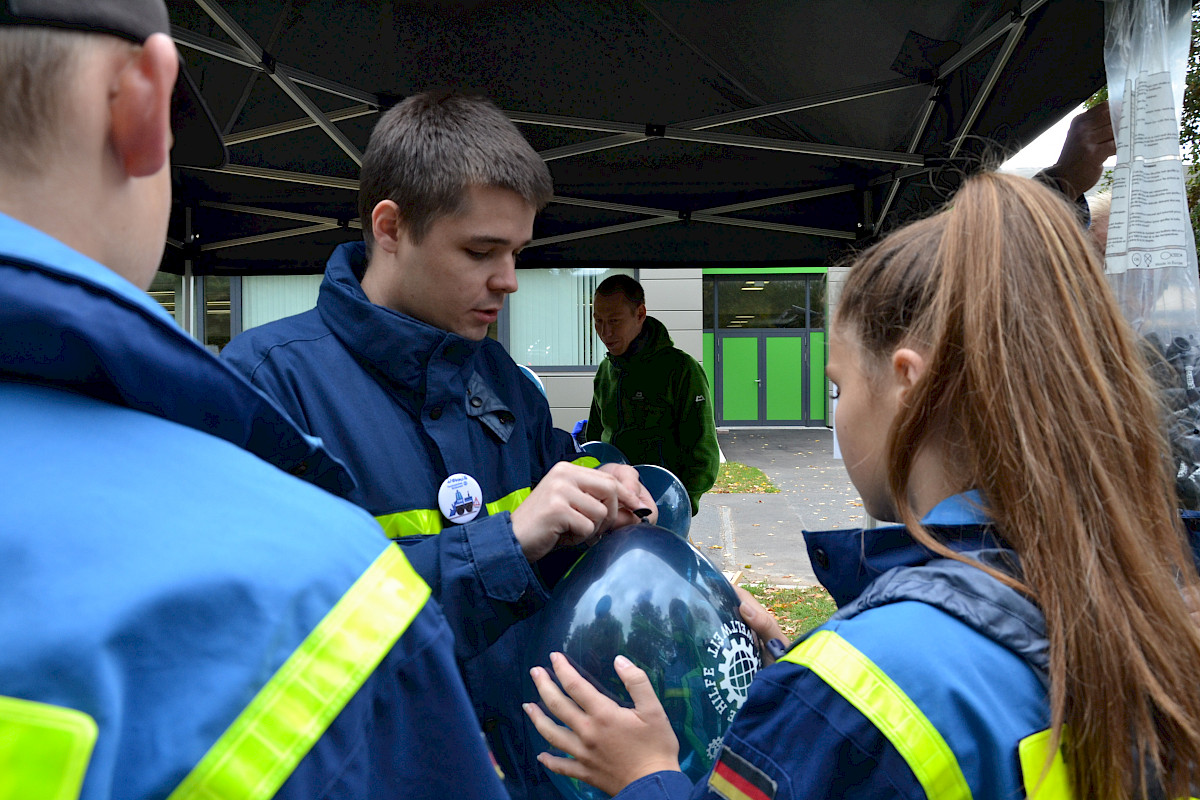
[{"xmin": 1001, "ymin": 103, "xmax": 1119, "ymax": 173}]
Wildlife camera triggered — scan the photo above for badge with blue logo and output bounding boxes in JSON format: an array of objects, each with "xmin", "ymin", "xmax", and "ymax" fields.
[{"xmin": 438, "ymin": 473, "xmax": 483, "ymax": 524}]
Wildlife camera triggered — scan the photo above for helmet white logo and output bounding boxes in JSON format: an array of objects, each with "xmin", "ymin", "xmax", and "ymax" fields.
[{"xmin": 703, "ymin": 618, "xmax": 761, "ymax": 722}]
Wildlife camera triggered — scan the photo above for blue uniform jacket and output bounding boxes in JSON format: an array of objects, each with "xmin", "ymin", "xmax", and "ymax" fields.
[
  {"xmin": 0, "ymin": 213, "xmax": 507, "ymax": 799},
  {"xmin": 619, "ymin": 494, "xmax": 1052, "ymax": 800},
  {"xmin": 222, "ymin": 242, "xmax": 583, "ymax": 800}
]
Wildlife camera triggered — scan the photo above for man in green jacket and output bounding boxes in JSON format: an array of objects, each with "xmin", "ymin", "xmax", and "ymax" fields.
[{"xmin": 586, "ymin": 275, "xmax": 720, "ymax": 515}]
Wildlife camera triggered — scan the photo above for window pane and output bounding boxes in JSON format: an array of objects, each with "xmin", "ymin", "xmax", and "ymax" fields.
[
  {"xmin": 809, "ymin": 277, "xmax": 826, "ymax": 329},
  {"xmin": 147, "ymin": 272, "xmax": 183, "ymax": 323},
  {"xmin": 508, "ymin": 267, "xmax": 633, "ymax": 366},
  {"xmin": 717, "ymin": 279, "xmax": 810, "ymax": 329},
  {"xmin": 204, "ymin": 276, "xmax": 231, "ymax": 352}
]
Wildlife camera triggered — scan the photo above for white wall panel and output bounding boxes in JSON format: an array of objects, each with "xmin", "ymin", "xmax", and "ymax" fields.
[
  {"xmin": 542, "ymin": 373, "xmax": 596, "ymax": 408},
  {"xmin": 642, "ymin": 267, "xmax": 701, "ymax": 281},
  {"xmin": 642, "ymin": 279, "xmax": 700, "ymax": 311},
  {"xmin": 672, "ymin": 330, "xmax": 703, "ymax": 359}
]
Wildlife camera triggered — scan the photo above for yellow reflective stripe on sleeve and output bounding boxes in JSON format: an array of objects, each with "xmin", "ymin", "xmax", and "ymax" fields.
[
  {"xmin": 485, "ymin": 455, "xmax": 600, "ymax": 515},
  {"xmin": 0, "ymin": 695, "xmax": 96, "ymax": 800},
  {"xmin": 487, "ymin": 487, "xmax": 532, "ymax": 516},
  {"xmin": 782, "ymin": 630, "xmax": 972, "ymax": 800},
  {"xmin": 167, "ymin": 545, "xmax": 431, "ymax": 800},
  {"xmin": 376, "ymin": 479, "xmax": 561, "ymax": 536},
  {"xmin": 376, "ymin": 507, "xmax": 443, "ymax": 538},
  {"xmin": 1018, "ymin": 729, "xmax": 1073, "ymax": 799}
]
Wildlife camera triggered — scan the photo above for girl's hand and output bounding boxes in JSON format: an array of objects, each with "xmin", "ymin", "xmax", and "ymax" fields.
[{"xmin": 524, "ymin": 652, "xmax": 681, "ymax": 796}]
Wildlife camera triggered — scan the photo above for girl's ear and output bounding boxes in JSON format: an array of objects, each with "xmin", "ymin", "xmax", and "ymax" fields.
[{"xmin": 891, "ymin": 347, "xmax": 927, "ymax": 400}]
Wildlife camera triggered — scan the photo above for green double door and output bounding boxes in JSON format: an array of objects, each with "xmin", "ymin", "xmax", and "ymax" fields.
[
  {"xmin": 717, "ymin": 332, "xmax": 825, "ymax": 426},
  {"xmin": 702, "ymin": 274, "xmax": 827, "ymax": 427}
]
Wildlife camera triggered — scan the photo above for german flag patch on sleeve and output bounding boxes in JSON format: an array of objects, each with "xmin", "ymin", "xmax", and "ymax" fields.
[{"xmin": 708, "ymin": 745, "xmax": 777, "ymax": 800}]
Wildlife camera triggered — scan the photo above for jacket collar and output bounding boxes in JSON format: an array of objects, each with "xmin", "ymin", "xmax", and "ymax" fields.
[
  {"xmin": 608, "ymin": 315, "xmax": 672, "ymax": 367},
  {"xmin": 0, "ymin": 212, "xmax": 356, "ymax": 496},
  {"xmin": 804, "ymin": 491, "xmax": 997, "ymax": 607},
  {"xmin": 806, "ymin": 492, "xmax": 1048, "ymax": 684},
  {"xmin": 317, "ymin": 242, "xmax": 515, "ymax": 441},
  {"xmin": 318, "ymin": 242, "xmax": 480, "ymax": 392}
]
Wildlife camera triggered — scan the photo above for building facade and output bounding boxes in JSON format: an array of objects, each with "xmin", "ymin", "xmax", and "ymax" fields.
[{"xmin": 150, "ymin": 265, "xmax": 832, "ymax": 430}]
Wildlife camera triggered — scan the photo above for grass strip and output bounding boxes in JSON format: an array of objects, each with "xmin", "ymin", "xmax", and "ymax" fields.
[
  {"xmin": 709, "ymin": 462, "xmax": 780, "ymax": 494},
  {"xmin": 743, "ymin": 582, "xmax": 837, "ymax": 639}
]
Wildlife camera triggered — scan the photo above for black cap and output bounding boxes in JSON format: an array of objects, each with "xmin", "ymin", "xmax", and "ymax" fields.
[{"xmin": 0, "ymin": 0, "xmax": 227, "ymax": 168}]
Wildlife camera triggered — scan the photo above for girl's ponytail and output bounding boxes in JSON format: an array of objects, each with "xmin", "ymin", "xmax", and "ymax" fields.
[{"xmin": 837, "ymin": 172, "xmax": 1200, "ymax": 798}]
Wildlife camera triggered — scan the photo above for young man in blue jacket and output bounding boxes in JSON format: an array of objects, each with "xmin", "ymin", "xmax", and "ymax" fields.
[
  {"xmin": 0, "ymin": 3, "xmax": 511, "ymax": 797},
  {"xmin": 222, "ymin": 91, "xmax": 655, "ymax": 799}
]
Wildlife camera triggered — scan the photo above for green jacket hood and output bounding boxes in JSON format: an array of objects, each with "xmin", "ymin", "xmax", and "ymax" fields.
[{"xmin": 609, "ymin": 316, "xmax": 673, "ymax": 368}]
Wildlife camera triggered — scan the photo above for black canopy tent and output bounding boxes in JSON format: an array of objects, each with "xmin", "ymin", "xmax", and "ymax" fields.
[{"xmin": 163, "ymin": 0, "xmax": 1107, "ymax": 276}]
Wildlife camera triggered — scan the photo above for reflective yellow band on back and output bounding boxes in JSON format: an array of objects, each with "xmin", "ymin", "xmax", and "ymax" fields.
[
  {"xmin": 376, "ymin": 508, "xmax": 443, "ymax": 538},
  {"xmin": 487, "ymin": 487, "xmax": 532, "ymax": 516},
  {"xmin": 1018, "ymin": 729, "xmax": 1072, "ymax": 799},
  {"xmin": 0, "ymin": 695, "xmax": 97, "ymax": 800},
  {"xmin": 782, "ymin": 630, "xmax": 972, "ymax": 800},
  {"xmin": 573, "ymin": 456, "xmax": 600, "ymax": 469},
  {"xmin": 167, "ymin": 545, "xmax": 431, "ymax": 800}
]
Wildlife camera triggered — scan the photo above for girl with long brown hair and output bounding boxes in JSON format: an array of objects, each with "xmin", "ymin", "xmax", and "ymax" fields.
[{"xmin": 524, "ymin": 171, "xmax": 1200, "ymax": 799}]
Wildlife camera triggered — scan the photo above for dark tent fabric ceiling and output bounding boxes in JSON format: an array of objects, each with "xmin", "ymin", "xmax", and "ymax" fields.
[{"xmin": 163, "ymin": 0, "xmax": 1107, "ymax": 275}]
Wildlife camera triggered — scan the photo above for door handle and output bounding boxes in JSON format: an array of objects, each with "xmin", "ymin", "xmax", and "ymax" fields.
[{"xmin": 754, "ymin": 379, "xmax": 761, "ymax": 385}]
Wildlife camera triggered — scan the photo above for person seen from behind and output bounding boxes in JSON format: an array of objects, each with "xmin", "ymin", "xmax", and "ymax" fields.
[
  {"xmin": 0, "ymin": 2, "xmax": 508, "ymax": 797},
  {"xmin": 525, "ymin": 171, "xmax": 1200, "ymax": 800}
]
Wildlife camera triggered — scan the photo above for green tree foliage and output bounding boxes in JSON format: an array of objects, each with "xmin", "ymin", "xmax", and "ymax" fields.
[
  {"xmin": 1182, "ymin": 6, "xmax": 1200, "ymax": 160},
  {"xmin": 1185, "ymin": 6, "xmax": 1200, "ymax": 239},
  {"xmin": 1084, "ymin": 85, "xmax": 1109, "ymax": 111}
]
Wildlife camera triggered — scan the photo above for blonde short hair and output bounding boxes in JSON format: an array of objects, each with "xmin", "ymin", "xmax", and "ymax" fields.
[{"xmin": 0, "ymin": 26, "xmax": 101, "ymax": 174}]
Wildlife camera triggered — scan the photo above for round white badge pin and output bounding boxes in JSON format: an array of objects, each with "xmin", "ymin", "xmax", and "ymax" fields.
[{"xmin": 438, "ymin": 473, "xmax": 483, "ymax": 524}]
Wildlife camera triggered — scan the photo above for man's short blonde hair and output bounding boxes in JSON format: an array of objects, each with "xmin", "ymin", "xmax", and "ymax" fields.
[{"xmin": 0, "ymin": 27, "xmax": 94, "ymax": 174}]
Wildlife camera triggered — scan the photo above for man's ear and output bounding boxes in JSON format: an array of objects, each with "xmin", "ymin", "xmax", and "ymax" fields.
[
  {"xmin": 891, "ymin": 347, "xmax": 927, "ymax": 400},
  {"xmin": 635, "ymin": 302, "xmax": 647, "ymax": 323},
  {"xmin": 110, "ymin": 33, "xmax": 177, "ymax": 178},
  {"xmin": 371, "ymin": 200, "xmax": 404, "ymax": 254}
]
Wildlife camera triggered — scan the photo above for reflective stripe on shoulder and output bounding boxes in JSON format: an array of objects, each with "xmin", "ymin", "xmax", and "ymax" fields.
[
  {"xmin": 573, "ymin": 455, "xmax": 601, "ymax": 469},
  {"xmin": 781, "ymin": 629, "xmax": 972, "ymax": 800},
  {"xmin": 0, "ymin": 695, "xmax": 96, "ymax": 800},
  {"xmin": 1017, "ymin": 729, "xmax": 1072, "ymax": 799},
  {"xmin": 168, "ymin": 545, "xmax": 431, "ymax": 800}
]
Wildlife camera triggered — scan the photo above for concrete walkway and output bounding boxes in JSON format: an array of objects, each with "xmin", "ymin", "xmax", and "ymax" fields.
[{"xmin": 689, "ymin": 428, "xmax": 864, "ymax": 587}]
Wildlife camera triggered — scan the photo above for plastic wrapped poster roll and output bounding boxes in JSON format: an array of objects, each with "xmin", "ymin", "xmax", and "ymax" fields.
[{"xmin": 1103, "ymin": 0, "xmax": 1200, "ymax": 507}]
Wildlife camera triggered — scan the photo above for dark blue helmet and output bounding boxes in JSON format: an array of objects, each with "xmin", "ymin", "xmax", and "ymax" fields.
[{"xmin": 526, "ymin": 523, "xmax": 762, "ymax": 800}]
